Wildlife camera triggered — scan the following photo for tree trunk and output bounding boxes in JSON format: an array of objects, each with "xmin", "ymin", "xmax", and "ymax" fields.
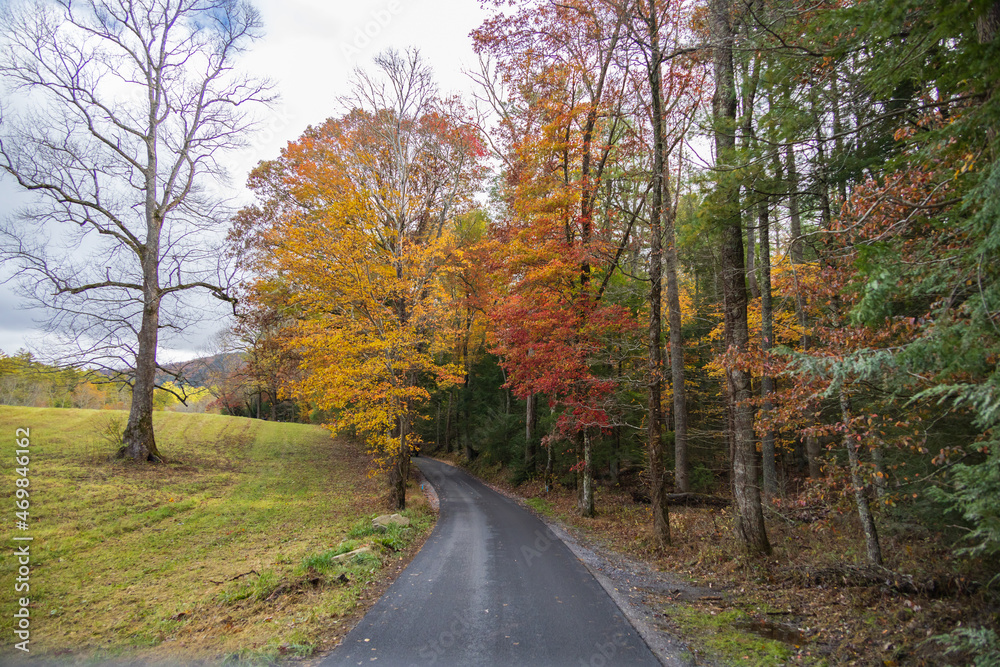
[
  {"xmin": 873, "ymin": 444, "xmax": 887, "ymax": 500},
  {"xmin": 977, "ymin": 0, "xmax": 1000, "ymax": 43},
  {"xmin": 120, "ymin": 214, "xmax": 162, "ymax": 462},
  {"xmin": 642, "ymin": 0, "xmax": 671, "ymax": 545},
  {"xmin": 120, "ymin": 297, "xmax": 162, "ymax": 462},
  {"xmin": 435, "ymin": 400, "xmax": 442, "ymax": 451},
  {"xmin": 807, "ymin": 436, "xmax": 823, "ymax": 478},
  {"xmin": 787, "ymin": 143, "xmax": 804, "ymax": 266},
  {"xmin": 811, "ymin": 90, "xmax": 833, "ymax": 230},
  {"xmin": 786, "ymin": 142, "xmax": 823, "ymax": 479},
  {"xmin": 840, "ymin": 391, "xmax": 883, "ymax": 566},
  {"xmin": 744, "ymin": 196, "xmax": 760, "ymax": 299},
  {"xmin": 463, "ymin": 337, "xmax": 474, "ymax": 461},
  {"xmin": 578, "ymin": 430, "xmax": 595, "ymax": 518},
  {"xmin": 545, "ymin": 439, "xmax": 553, "ymax": 493},
  {"xmin": 389, "ymin": 414, "xmax": 409, "ymax": 511},
  {"xmin": 445, "ymin": 390, "xmax": 454, "ymax": 453},
  {"xmin": 664, "ymin": 159, "xmax": 690, "ymax": 495},
  {"xmin": 526, "ymin": 392, "xmax": 538, "ymax": 474},
  {"xmin": 759, "ymin": 191, "xmax": 777, "ymax": 498},
  {"xmin": 712, "ymin": 0, "xmax": 770, "ymax": 556}
]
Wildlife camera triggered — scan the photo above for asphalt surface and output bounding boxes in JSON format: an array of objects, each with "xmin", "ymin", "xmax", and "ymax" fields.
[{"xmin": 322, "ymin": 457, "xmax": 661, "ymax": 667}]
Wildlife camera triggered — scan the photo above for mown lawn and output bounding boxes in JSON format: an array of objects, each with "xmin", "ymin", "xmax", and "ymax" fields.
[{"xmin": 0, "ymin": 406, "xmax": 434, "ymax": 664}]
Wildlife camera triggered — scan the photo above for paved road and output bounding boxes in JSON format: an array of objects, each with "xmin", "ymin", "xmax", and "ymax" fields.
[{"xmin": 322, "ymin": 457, "xmax": 661, "ymax": 666}]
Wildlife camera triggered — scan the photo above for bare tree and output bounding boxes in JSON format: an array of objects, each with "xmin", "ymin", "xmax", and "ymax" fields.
[
  {"xmin": 0, "ymin": 0, "xmax": 272, "ymax": 461},
  {"xmin": 710, "ymin": 0, "xmax": 770, "ymax": 555}
]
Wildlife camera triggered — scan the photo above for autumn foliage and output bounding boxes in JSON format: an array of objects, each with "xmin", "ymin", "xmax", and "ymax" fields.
[{"xmin": 233, "ymin": 51, "xmax": 483, "ymax": 509}]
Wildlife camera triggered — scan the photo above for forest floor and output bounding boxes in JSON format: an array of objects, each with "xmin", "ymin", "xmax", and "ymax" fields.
[
  {"xmin": 0, "ymin": 407, "xmax": 435, "ymax": 665},
  {"xmin": 452, "ymin": 455, "xmax": 998, "ymax": 666}
]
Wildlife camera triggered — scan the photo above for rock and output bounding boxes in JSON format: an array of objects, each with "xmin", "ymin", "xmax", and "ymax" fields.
[
  {"xmin": 372, "ymin": 513, "xmax": 410, "ymax": 532},
  {"xmin": 331, "ymin": 546, "xmax": 374, "ymax": 563}
]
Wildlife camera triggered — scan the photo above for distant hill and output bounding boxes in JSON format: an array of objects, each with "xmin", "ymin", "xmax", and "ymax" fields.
[{"xmin": 156, "ymin": 352, "xmax": 243, "ymax": 388}]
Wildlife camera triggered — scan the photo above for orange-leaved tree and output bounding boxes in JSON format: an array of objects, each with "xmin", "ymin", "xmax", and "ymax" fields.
[
  {"xmin": 233, "ymin": 49, "xmax": 484, "ymax": 508},
  {"xmin": 474, "ymin": 0, "xmax": 643, "ymax": 518}
]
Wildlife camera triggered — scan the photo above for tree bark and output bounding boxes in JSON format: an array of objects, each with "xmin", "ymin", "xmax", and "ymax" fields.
[
  {"xmin": 120, "ymin": 172, "xmax": 163, "ymax": 463},
  {"xmin": 840, "ymin": 391, "xmax": 883, "ymax": 566},
  {"xmin": 712, "ymin": 0, "xmax": 770, "ymax": 556},
  {"xmin": 977, "ymin": 0, "xmax": 1000, "ymax": 43},
  {"xmin": 664, "ymin": 160, "xmax": 690, "ymax": 495},
  {"xmin": 388, "ymin": 412, "xmax": 410, "ymax": 511},
  {"xmin": 744, "ymin": 198, "xmax": 760, "ymax": 299},
  {"xmin": 787, "ymin": 143, "xmax": 804, "ymax": 266},
  {"xmin": 526, "ymin": 392, "xmax": 538, "ymax": 474},
  {"xmin": 872, "ymin": 445, "xmax": 887, "ymax": 500},
  {"xmin": 578, "ymin": 430, "xmax": 595, "ymax": 518},
  {"xmin": 759, "ymin": 189, "xmax": 777, "ymax": 498},
  {"xmin": 445, "ymin": 390, "xmax": 454, "ymax": 453},
  {"xmin": 120, "ymin": 273, "xmax": 162, "ymax": 462},
  {"xmin": 435, "ymin": 400, "xmax": 442, "ymax": 451},
  {"xmin": 641, "ymin": 0, "xmax": 671, "ymax": 545},
  {"xmin": 545, "ymin": 439, "xmax": 554, "ymax": 493},
  {"xmin": 463, "ymin": 324, "xmax": 475, "ymax": 461}
]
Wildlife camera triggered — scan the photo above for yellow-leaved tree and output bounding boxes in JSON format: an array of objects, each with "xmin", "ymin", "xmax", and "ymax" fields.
[{"xmin": 232, "ymin": 49, "xmax": 484, "ymax": 508}]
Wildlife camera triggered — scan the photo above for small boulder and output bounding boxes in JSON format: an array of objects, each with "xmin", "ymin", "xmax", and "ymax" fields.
[
  {"xmin": 372, "ymin": 513, "xmax": 410, "ymax": 532},
  {"xmin": 331, "ymin": 546, "xmax": 374, "ymax": 563}
]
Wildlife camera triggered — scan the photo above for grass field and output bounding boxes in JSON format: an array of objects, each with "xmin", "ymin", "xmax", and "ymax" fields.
[{"xmin": 0, "ymin": 406, "xmax": 434, "ymax": 664}]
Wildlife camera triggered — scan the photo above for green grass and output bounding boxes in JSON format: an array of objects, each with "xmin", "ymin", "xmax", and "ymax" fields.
[
  {"xmin": 524, "ymin": 496, "xmax": 554, "ymax": 514},
  {"xmin": 667, "ymin": 605, "xmax": 823, "ymax": 667},
  {"xmin": 0, "ymin": 406, "xmax": 434, "ymax": 664}
]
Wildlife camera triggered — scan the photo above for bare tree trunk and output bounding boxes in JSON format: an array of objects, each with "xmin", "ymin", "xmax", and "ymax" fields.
[
  {"xmin": 872, "ymin": 445, "xmax": 887, "ymax": 500},
  {"xmin": 641, "ymin": 0, "xmax": 671, "ymax": 544},
  {"xmin": 787, "ymin": 143, "xmax": 804, "ymax": 266},
  {"xmin": 977, "ymin": 0, "xmax": 1000, "ymax": 43},
  {"xmin": 121, "ymin": 215, "xmax": 162, "ymax": 462},
  {"xmin": 744, "ymin": 196, "xmax": 760, "ymax": 299},
  {"xmin": 807, "ymin": 437, "xmax": 823, "ymax": 478},
  {"xmin": 526, "ymin": 392, "xmax": 538, "ymax": 474},
  {"xmin": 664, "ymin": 162, "xmax": 689, "ymax": 495},
  {"xmin": 712, "ymin": 0, "xmax": 770, "ymax": 556},
  {"xmin": 578, "ymin": 429, "xmax": 595, "ymax": 518},
  {"xmin": 759, "ymin": 192, "xmax": 777, "ymax": 498},
  {"xmin": 444, "ymin": 390, "xmax": 454, "ymax": 453},
  {"xmin": 121, "ymin": 286, "xmax": 162, "ymax": 462},
  {"xmin": 812, "ymin": 91, "xmax": 833, "ymax": 230},
  {"xmin": 462, "ymin": 328, "xmax": 474, "ymax": 461},
  {"xmin": 840, "ymin": 391, "xmax": 883, "ymax": 566},
  {"xmin": 389, "ymin": 413, "xmax": 410, "ymax": 510},
  {"xmin": 435, "ymin": 400, "xmax": 442, "ymax": 451},
  {"xmin": 545, "ymin": 440, "xmax": 553, "ymax": 493}
]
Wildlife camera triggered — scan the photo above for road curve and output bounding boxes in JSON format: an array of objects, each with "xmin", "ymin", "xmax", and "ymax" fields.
[{"xmin": 322, "ymin": 457, "xmax": 661, "ymax": 666}]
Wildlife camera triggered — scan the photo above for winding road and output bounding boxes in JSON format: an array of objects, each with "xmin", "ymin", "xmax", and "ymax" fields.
[{"xmin": 322, "ymin": 457, "xmax": 662, "ymax": 666}]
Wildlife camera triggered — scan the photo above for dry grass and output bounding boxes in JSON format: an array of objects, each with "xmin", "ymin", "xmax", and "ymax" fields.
[{"xmin": 0, "ymin": 406, "xmax": 434, "ymax": 665}]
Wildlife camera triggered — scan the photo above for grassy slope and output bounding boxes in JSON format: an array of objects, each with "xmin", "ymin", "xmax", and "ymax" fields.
[{"xmin": 0, "ymin": 407, "xmax": 433, "ymax": 664}]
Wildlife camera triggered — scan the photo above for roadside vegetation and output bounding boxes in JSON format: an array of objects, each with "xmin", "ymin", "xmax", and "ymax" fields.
[
  {"xmin": 458, "ymin": 456, "xmax": 998, "ymax": 666},
  {"xmin": 0, "ymin": 406, "xmax": 434, "ymax": 665}
]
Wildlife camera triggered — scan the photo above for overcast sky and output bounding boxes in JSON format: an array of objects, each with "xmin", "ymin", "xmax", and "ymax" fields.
[{"xmin": 0, "ymin": 0, "xmax": 492, "ymax": 362}]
